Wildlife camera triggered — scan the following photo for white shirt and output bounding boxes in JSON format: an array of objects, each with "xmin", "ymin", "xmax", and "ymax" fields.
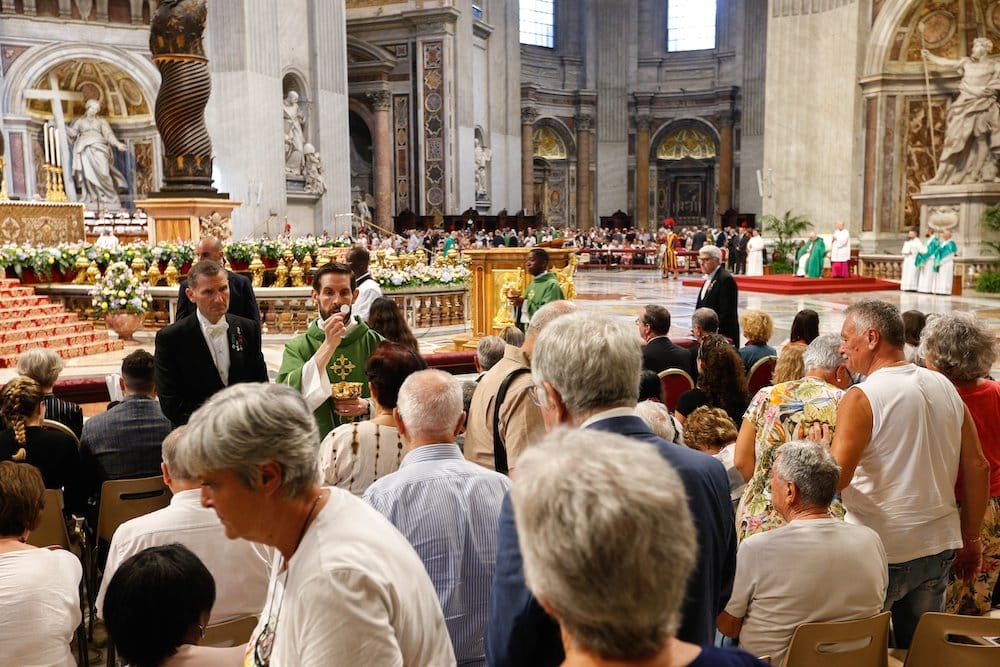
[
  {"xmin": 0, "ymin": 548, "xmax": 82, "ymax": 667},
  {"xmin": 831, "ymin": 228, "xmax": 851, "ymax": 262},
  {"xmin": 244, "ymin": 488, "xmax": 455, "ymax": 666},
  {"xmin": 700, "ymin": 265, "xmax": 721, "ymax": 299},
  {"xmin": 97, "ymin": 489, "xmax": 272, "ymax": 624},
  {"xmin": 197, "ymin": 310, "xmax": 230, "ymax": 384},
  {"xmin": 725, "ymin": 519, "xmax": 887, "ymax": 665},
  {"xmin": 352, "ymin": 274, "xmax": 383, "ymax": 323}
]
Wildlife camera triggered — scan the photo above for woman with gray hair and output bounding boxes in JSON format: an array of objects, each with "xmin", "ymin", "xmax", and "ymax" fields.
[
  {"xmin": 175, "ymin": 382, "xmax": 454, "ymax": 665},
  {"xmin": 513, "ymin": 428, "xmax": 764, "ymax": 667},
  {"xmin": 733, "ymin": 333, "xmax": 851, "ymax": 541},
  {"xmin": 16, "ymin": 348, "xmax": 82, "ymax": 437},
  {"xmin": 920, "ymin": 312, "xmax": 1000, "ymax": 616},
  {"xmin": 720, "ymin": 441, "xmax": 887, "ymax": 665}
]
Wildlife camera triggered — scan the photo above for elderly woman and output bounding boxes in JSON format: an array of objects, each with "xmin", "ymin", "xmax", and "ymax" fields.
[
  {"xmin": 734, "ymin": 334, "xmax": 850, "ymax": 541},
  {"xmin": 175, "ymin": 382, "xmax": 454, "ymax": 664},
  {"xmin": 16, "ymin": 348, "xmax": 83, "ymax": 437},
  {"xmin": 920, "ymin": 312, "xmax": 1000, "ymax": 616},
  {"xmin": 319, "ymin": 341, "xmax": 427, "ymax": 495},
  {"xmin": 513, "ymin": 429, "xmax": 764, "ymax": 667},
  {"xmin": 675, "ymin": 333, "xmax": 749, "ymax": 427},
  {"xmin": 719, "ymin": 442, "xmax": 887, "ymax": 665},
  {"xmin": 103, "ymin": 544, "xmax": 244, "ymax": 667},
  {"xmin": 0, "ymin": 461, "xmax": 82, "ymax": 666},
  {"xmin": 738, "ymin": 310, "xmax": 776, "ymax": 371},
  {"xmin": 685, "ymin": 406, "xmax": 743, "ymax": 505},
  {"xmin": 0, "ymin": 377, "xmax": 83, "ymax": 513}
]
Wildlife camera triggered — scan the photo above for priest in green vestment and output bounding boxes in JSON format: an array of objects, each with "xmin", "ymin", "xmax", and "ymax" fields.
[
  {"xmin": 795, "ymin": 238, "xmax": 812, "ymax": 276},
  {"xmin": 805, "ymin": 233, "xmax": 826, "ymax": 278},
  {"xmin": 276, "ymin": 262, "xmax": 383, "ymax": 438}
]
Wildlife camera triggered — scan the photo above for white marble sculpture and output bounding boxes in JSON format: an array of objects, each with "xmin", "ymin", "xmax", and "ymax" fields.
[
  {"xmin": 65, "ymin": 98, "xmax": 128, "ymax": 209},
  {"xmin": 922, "ymin": 38, "xmax": 1000, "ymax": 185},
  {"xmin": 352, "ymin": 186, "xmax": 372, "ymax": 224},
  {"xmin": 474, "ymin": 134, "xmax": 492, "ymax": 198},
  {"xmin": 284, "ymin": 90, "xmax": 306, "ymax": 176},
  {"xmin": 303, "ymin": 143, "xmax": 326, "ymax": 195}
]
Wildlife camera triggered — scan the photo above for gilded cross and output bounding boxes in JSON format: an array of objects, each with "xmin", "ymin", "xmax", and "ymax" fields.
[{"xmin": 330, "ymin": 355, "xmax": 356, "ymax": 380}]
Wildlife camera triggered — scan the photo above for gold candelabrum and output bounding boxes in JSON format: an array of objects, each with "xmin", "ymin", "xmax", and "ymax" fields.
[
  {"xmin": 44, "ymin": 163, "xmax": 68, "ymax": 202},
  {"xmin": 147, "ymin": 262, "xmax": 162, "ymax": 287}
]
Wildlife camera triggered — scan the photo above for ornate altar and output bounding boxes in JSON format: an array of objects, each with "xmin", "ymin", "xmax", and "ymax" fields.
[
  {"xmin": 462, "ymin": 248, "xmax": 577, "ymax": 339},
  {"xmin": 0, "ymin": 200, "xmax": 86, "ymax": 244}
]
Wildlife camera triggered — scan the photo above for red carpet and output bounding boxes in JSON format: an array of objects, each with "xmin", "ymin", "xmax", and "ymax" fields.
[{"xmin": 680, "ymin": 274, "xmax": 900, "ymax": 295}]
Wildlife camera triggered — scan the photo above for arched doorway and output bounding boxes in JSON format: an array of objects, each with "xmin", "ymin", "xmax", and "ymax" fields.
[
  {"xmin": 653, "ymin": 122, "xmax": 719, "ymax": 227},
  {"xmin": 532, "ymin": 123, "xmax": 573, "ymax": 227}
]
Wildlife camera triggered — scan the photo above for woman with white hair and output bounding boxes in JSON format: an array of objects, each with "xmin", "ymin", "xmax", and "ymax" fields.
[
  {"xmin": 16, "ymin": 348, "xmax": 82, "ymax": 438},
  {"xmin": 920, "ymin": 312, "xmax": 1000, "ymax": 616},
  {"xmin": 512, "ymin": 428, "xmax": 765, "ymax": 667},
  {"xmin": 175, "ymin": 382, "xmax": 454, "ymax": 665}
]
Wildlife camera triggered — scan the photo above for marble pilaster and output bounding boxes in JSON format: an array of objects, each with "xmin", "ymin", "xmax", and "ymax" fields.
[
  {"xmin": 368, "ymin": 89, "xmax": 393, "ymax": 230},
  {"xmin": 521, "ymin": 106, "xmax": 537, "ymax": 214},
  {"xmin": 635, "ymin": 115, "xmax": 651, "ymax": 230},
  {"xmin": 719, "ymin": 116, "xmax": 734, "ymax": 216},
  {"xmin": 576, "ymin": 114, "xmax": 593, "ymax": 229}
]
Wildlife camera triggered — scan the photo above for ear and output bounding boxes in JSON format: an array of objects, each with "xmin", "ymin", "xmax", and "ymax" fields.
[
  {"xmin": 352, "ymin": 289, "xmax": 360, "ymax": 303},
  {"xmin": 453, "ymin": 411, "xmax": 467, "ymax": 437},
  {"xmin": 542, "ymin": 381, "xmax": 569, "ymax": 425},
  {"xmin": 161, "ymin": 462, "xmax": 172, "ymax": 487},
  {"xmin": 185, "ymin": 286, "xmax": 196, "ymax": 302},
  {"xmin": 393, "ymin": 407, "xmax": 408, "ymax": 439},
  {"xmin": 257, "ymin": 460, "xmax": 284, "ymax": 497}
]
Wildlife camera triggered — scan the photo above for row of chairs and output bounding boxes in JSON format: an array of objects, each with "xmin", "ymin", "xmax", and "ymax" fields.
[{"xmin": 657, "ymin": 355, "xmax": 777, "ymax": 412}]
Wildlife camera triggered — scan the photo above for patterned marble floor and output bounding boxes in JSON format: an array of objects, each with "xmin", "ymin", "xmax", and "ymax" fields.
[{"xmin": 4, "ymin": 268, "xmax": 999, "ymax": 386}]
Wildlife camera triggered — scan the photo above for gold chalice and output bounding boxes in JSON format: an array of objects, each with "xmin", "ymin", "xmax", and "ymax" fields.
[{"xmin": 331, "ymin": 381, "xmax": 364, "ymax": 400}]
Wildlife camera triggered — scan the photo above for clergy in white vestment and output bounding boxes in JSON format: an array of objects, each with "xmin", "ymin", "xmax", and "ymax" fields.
[
  {"xmin": 900, "ymin": 229, "xmax": 924, "ymax": 292},
  {"xmin": 830, "ymin": 221, "xmax": 851, "ymax": 278},
  {"xmin": 933, "ymin": 230, "xmax": 958, "ymax": 295},
  {"xmin": 916, "ymin": 232, "xmax": 940, "ymax": 293},
  {"xmin": 745, "ymin": 229, "xmax": 765, "ymax": 276}
]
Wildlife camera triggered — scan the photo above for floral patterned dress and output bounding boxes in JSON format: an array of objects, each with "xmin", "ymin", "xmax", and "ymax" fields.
[{"xmin": 736, "ymin": 377, "xmax": 845, "ymax": 542}]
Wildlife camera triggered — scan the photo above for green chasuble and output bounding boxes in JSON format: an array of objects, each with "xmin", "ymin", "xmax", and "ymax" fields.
[
  {"xmin": 796, "ymin": 241, "xmax": 811, "ymax": 263},
  {"xmin": 934, "ymin": 239, "xmax": 957, "ymax": 271},
  {"xmin": 276, "ymin": 318, "xmax": 384, "ymax": 438},
  {"xmin": 525, "ymin": 271, "xmax": 564, "ymax": 319},
  {"xmin": 805, "ymin": 237, "xmax": 826, "ymax": 278},
  {"xmin": 915, "ymin": 236, "xmax": 939, "ymax": 268}
]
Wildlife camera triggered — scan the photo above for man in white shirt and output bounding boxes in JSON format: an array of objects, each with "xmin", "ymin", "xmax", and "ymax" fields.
[
  {"xmin": 97, "ymin": 428, "xmax": 271, "ymax": 623},
  {"xmin": 719, "ymin": 441, "xmax": 888, "ymax": 665},
  {"xmin": 831, "ymin": 299, "xmax": 990, "ymax": 648},
  {"xmin": 347, "ymin": 245, "xmax": 382, "ymax": 322}
]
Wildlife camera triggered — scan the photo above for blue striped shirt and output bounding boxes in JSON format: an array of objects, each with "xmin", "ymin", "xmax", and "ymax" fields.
[{"xmin": 364, "ymin": 443, "xmax": 511, "ymax": 667}]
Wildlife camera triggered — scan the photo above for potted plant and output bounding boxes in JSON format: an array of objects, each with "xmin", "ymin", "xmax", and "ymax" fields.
[
  {"xmin": 89, "ymin": 261, "xmax": 150, "ymax": 341},
  {"xmin": 978, "ymin": 204, "xmax": 1000, "ymax": 292},
  {"xmin": 760, "ymin": 210, "xmax": 813, "ymax": 274}
]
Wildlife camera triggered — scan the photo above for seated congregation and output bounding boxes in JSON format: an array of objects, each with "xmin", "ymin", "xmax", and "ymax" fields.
[{"xmin": 1, "ymin": 261, "xmax": 998, "ymax": 665}]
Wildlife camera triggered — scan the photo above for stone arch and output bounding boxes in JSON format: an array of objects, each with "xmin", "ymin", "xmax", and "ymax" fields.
[
  {"xmin": 346, "ymin": 36, "xmax": 398, "ymax": 81},
  {"xmin": 532, "ymin": 116, "xmax": 576, "ymax": 159},
  {"xmin": 650, "ymin": 117, "xmax": 720, "ymax": 161},
  {"xmin": 531, "ymin": 117, "xmax": 575, "ymax": 227},
  {"xmin": 651, "ymin": 118, "xmax": 720, "ymax": 226}
]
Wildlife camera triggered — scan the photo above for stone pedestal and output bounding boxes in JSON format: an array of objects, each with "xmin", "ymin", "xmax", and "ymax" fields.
[
  {"xmin": 912, "ymin": 183, "xmax": 1000, "ymax": 258},
  {"xmin": 142, "ymin": 197, "xmax": 241, "ymax": 244},
  {"xmin": 463, "ymin": 247, "xmax": 576, "ymax": 338}
]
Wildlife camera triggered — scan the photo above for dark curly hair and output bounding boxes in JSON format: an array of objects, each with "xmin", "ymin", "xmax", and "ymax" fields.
[
  {"xmin": 697, "ymin": 334, "xmax": 749, "ymax": 423},
  {"xmin": 367, "ymin": 297, "xmax": 420, "ymax": 352}
]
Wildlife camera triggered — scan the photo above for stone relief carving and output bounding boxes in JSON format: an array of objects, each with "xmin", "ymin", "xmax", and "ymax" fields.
[
  {"xmin": 927, "ymin": 204, "xmax": 960, "ymax": 231},
  {"xmin": 303, "ymin": 143, "xmax": 326, "ymax": 195},
  {"xmin": 284, "ymin": 90, "xmax": 306, "ymax": 176},
  {"xmin": 198, "ymin": 211, "xmax": 232, "ymax": 240}
]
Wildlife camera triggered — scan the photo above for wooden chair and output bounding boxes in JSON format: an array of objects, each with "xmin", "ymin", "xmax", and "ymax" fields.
[
  {"xmin": 747, "ymin": 355, "xmax": 778, "ymax": 395},
  {"xmin": 784, "ymin": 611, "xmax": 890, "ymax": 667},
  {"xmin": 42, "ymin": 418, "xmax": 80, "ymax": 447},
  {"xmin": 903, "ymin": 612, "xmax": 1000, "ymax": 667},
  {"xmin": 26, "ymin": 489, "xmax": 90, "ymax": 666},
  {"xmin": 202, "ymin": 615, "xmax": 259, "ymax": 647},
  {"xmin": 658, "ymin": 368, "xmax": 694, "ymax": 413}
]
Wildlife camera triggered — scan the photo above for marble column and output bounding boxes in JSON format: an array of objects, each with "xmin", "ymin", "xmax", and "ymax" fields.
[
  {"xmin": 576, "ymin": 114, "xmax": 593, "ymax": 229},
  {"xmin": 635, "ymin": 116, "xmax": 651, "ymax": 230},
  {"xmin": 719, "ymin": 117, "xmax": 734, "ymax": 217},
  {"xmin": 521, "ymin": 107, "xmax": 537, "ymax": 214},
  {"xmin": 368, "ymin": 89, "xmax": 393, "ymax": 231}
]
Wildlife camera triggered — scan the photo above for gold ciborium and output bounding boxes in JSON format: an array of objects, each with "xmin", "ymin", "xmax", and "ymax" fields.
[{"xmin": 331, "ymin": 381, "xmax": 364, "ymax": 400}]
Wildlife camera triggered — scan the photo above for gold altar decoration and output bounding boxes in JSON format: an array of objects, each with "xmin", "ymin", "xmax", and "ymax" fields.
[
  {"xmin": 0, "ymin": 200, "xmax": 86, "ymax": 245},
  {"xmin": 554, "ymin": 253, "xmax": 579, "ymax": 300},
  {"xmin": 302, "ymin": 252, "xmax": 313, "ymax": 274},
  {"xmin": 250, "ymin": 254, "xmax": 265, "ymax": 287},
  {"xmin": 331, "ymin": 381, "xmax": 364, "ymax": 400},
  {"xmin": 85, "ymin": 261, "xmax": 100, "ymax": 285},
  {"xmin": 44, "ymin": 164, "xmax": 68, "ymax": 202},
  {"xmin": 147, "ymin": 262, "xmax": 161, "ymax": 287},
  {"xmin": 72, "ymin": 254, "xmax": 90, "ymax": 284},
  {"xmin": 493, "ymin": 267, "xmax": 524, "ymax": 328},
  {"xmin": 290, "ymin": 260, "xmax": 305, "ymax": 287},
  {"xmin": 164, "ymin": 259, "xmax": 180, "ymax": 287},
  {"xmin": 274, "ymin": 262, "xmax": 289, "ymax": 287},
  {"xmin": 130, "ymin": 255, "xmax": 147, "ymax": 280}
]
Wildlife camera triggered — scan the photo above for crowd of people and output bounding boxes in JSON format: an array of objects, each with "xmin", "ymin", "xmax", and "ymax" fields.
[{"xmin": 0, "ymin": 230, "xmax": 997, "ymax": 666}]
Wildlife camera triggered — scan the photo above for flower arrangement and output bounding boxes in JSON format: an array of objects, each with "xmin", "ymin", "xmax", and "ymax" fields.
[
  {"xmin": 89, "ymin": 262, "xmax": 150, "ymax": 315},
  {"xmin": 371, "ymin": 257, "xmax": 470, "ymax": 290}
]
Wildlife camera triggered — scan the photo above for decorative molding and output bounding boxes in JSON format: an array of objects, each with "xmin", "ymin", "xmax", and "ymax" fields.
[
  {"xmin": 367, "ymin": 89, "xmax": 392, "ymax": 111},
  {"xmin": 393, "ymin": 94, "xmax": 410, "ymax": 213},
  {"xmin": 521, "ymin": 107, "xmax": 538, "ymax": 124},
  {"xmin": 574, "ymin": 114, "xmax": 593, "ymax": 132},
  {"xmin": 421, "ymin": 40, "xmax": 445, "ymax": 215},
  {"xmin": 772, "ymin": 0, "xmax": 855, "ymax": 17}
]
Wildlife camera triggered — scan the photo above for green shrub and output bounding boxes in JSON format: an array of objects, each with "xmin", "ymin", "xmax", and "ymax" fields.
[
  {"xmin": 769, "ymin": 260, "xmax": 795, "ymax": 275},
  {"xmin": 975, "ymin": 270, "xmax": 1000, "ymax": 293}
]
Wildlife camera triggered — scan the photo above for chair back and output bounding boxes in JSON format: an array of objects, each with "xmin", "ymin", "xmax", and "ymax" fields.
[
  {"xmin": 784, "ymin": 611, "xmax": 890, "ymax": 667},
  {"xmin": 26, "ymin": 489, "xmax": 71, "ymax": 549},
  {"xmin": 202, "ymin": 615, "xmax": 259, "ymax": 648},
  {"xmin": 658, "ymin": 368, "xmax": 694, "ymax": 413},
  {"xmin": 903, "ymin": 612, "xmax": 1000, "ymax": 667},
  {"xmin": 42, "ymin": 418, "xmax": 80, "ymax": 447},
  {"xmin": 96, "ymin": 476, "xmax": 171, "ymax": 543},
  {"xmin": 747, "ymin": 355, "xmax": 778, "ymax": 395}
]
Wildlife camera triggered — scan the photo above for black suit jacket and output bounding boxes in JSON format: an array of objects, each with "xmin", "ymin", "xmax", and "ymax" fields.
[
  {"xmin": 176, "ymin": 271, "xmax": 261, "ymax": 325},
  {"xmin": 695, "ymin": 267, "xmax": 740, "ymax": 343},
  {"xmin": 154, "ymin": 313, "xmax": 268, "ymax": 426},
  {"xmin": 691, "ymin": 231, "xmax": 707, "ymax": 251},
  {"xmin": 642, "ymin": 336, "xmax": 694, "ymax": 375}
]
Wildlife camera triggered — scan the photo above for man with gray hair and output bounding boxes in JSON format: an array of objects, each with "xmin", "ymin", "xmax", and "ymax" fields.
[
  {"xmin": 487, "ymin": 313, "xmax": 735, "ymax": 666},
  {"xmin": 464, "ymin": 300, "xmax": 577, "ymax": 474},
  {"xmin": 688, "ymin": 307, "xmax": 720, "ymax": 382},
  {"xmin": 364, "ymin": 369, "xmax": 510, "ymax": 665},
  {"xmin": 475, "ymin": 335, "xmax": 506, "ymax": 375},
  {"xmin": 694, "ymin": 244, "xmax": 739, "ymax": 342},
  {"xmin": 513, "ymin": 429, "xmax": 763, "ymax": 666},
  {"xmin": 720, "ymin": 441, "xmax": 888, "ymax": 664},
  {"xmin": 832, "ymin": 299, "xmax": 989, "ymax": 648},
  {"xmin": 16, "ymin": 347, "xmax": 82, "ymax": 437},
  {"xmin": 96, "ymin": 426, "xmax": 270, "ymax": 624}
]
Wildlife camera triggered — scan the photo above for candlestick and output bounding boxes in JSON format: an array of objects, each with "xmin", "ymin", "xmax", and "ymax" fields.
[
  {"xmin": 43, "ymin": 122, "xmax": 50, "ymax": 165},
  {"xmin": 52, "ymin": 126, "xmax": 61, "ymax": 168}
]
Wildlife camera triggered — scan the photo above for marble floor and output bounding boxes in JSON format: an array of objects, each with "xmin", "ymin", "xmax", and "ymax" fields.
[{"xmin": 5, "ymin": 268, "xmax": 1000, "ymax": 386}]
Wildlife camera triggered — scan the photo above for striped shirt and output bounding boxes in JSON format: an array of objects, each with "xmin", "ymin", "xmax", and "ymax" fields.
[
  {"xmin": 43, "ymin": 394, "xmax": 83, "ymax": 438},
  {"xmin": 364, "ymin": 443, "xmax": 510, "ymax": 667}
]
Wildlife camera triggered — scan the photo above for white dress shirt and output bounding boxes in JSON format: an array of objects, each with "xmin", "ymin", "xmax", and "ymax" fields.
[{"xmin": 197, "ymin": 310, "xmax": 230, "ymax": 384}]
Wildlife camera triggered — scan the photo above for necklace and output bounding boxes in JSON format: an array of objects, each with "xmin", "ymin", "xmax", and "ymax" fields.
[{"xmin": 252, "ymin": 491, "xmax": 324, "ymax": 666}]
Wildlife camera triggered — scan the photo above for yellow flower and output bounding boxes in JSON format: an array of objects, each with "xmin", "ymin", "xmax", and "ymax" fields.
[
  {"xmin": 117, "ymin": 290, "xmax": 126, "ymax": 298},
  {"xmin": 100, "ymin": 302, "xmax": 109, "ymax": 310},
  {"xmin": 48, "ymin": 257, "xmax": 55, "ymax": 264}
]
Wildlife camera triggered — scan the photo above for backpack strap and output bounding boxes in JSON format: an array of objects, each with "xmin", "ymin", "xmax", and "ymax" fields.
[{"xmin": 492, "ymin": 367, "xmax": 532, "ymax": 475}]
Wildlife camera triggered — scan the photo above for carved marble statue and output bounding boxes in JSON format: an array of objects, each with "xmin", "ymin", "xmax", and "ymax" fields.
[
  {"xmin": 923, "ymin": 38, "xmax": 1000, "ymax": 185},
  {"xmin": 65, "ymin": 99, "xmax": 128, "ymax": 209},
  {"xmin": 303, "ymin": 143, "xmax": 326, "ymax": 195},
  {"xmin": 284, "ymin": 90, "xmax": 306, "ymax": 176},
  {"xmin": 474, "ymin": 134, "xmax": 492, "ymax": 198},
  {"xmin": 352, "ymin": 186, "xmax": 373, "ymax": 224}
]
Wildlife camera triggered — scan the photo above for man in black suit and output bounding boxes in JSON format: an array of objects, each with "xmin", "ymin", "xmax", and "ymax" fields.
[
  {"xmin": 155, "ymin": 260, "xmax": 268, "ymax": 426},
  {"xmin": 175, "ymin": 236, "xmax": 261, "ymax": 325},
  {"xmin": 638, "ymin": 305, "xmax": 691, "ymax": 375},
  {"xmin": 733, "ymin": 228, "xmax": 750, "ymax": 274},
  {"xmin": 694, "ymin": 245, "xmax": 740, "ymax": 343},
  {"xmin": 691, "ymin": 227, "xmax": 707, "ymax": 252},
  {"xmin": 486, "ymin": 313, "xmax": 735, "ymax": 666}
]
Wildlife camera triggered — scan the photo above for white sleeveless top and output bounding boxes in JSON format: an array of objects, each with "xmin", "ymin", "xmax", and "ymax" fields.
[{"xmin": 843, "ymin": 363, "xmax": 964, "ymax": 563}]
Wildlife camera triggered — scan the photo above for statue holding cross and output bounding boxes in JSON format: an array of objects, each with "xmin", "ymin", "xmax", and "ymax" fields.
[
  {"xmin": 65, "ymin": 98, "xmax": 128, "ymax": 209},
  {"xmin": 23, "ymin": 72, "xmax": 82, "ymax": 201}
]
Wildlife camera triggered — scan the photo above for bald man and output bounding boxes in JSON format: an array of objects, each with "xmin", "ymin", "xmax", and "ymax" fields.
[{"xmin": 176, "ymin": 236, "xmax": 261, "ymax": 325}]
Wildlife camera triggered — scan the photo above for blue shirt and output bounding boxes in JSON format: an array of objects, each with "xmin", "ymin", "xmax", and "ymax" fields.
[{"xmin": 364, "ymin": 443, "xmax": 511, "ymax": 667}]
